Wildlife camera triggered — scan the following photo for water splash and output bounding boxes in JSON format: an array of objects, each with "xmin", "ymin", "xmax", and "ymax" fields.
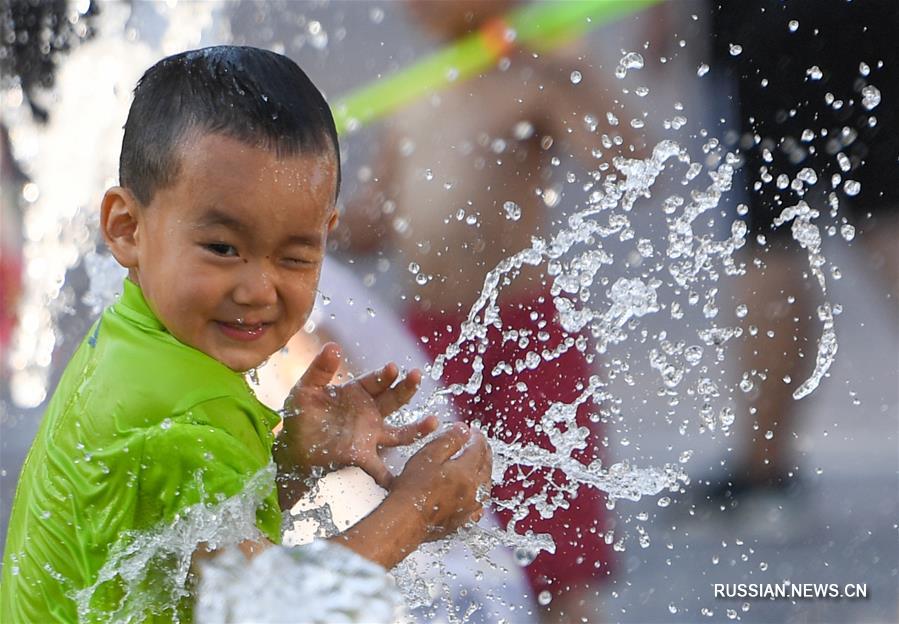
[
  {"xmin": 74, "ymin": 467, "xmax": 274, "ymax": 622},
  {"xmin": 71, "ymin": 466, "xmax": 399, "ymax": 623},
  {"xmin": 196, "ymin": 541, "xmax": 399, "ymax": 624}
]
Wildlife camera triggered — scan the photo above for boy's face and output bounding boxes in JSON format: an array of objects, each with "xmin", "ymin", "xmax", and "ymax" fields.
[{"xmin": 123, "ymin": 133, "xmax": 337, "ymax": 372}]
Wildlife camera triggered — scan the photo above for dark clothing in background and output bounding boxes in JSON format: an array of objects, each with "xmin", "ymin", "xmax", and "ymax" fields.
[{"xmin": 710, "ymin": 0, "xmax": 899, "ymax": 237}]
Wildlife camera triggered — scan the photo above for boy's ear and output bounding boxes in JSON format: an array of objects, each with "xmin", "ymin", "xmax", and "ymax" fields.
[
  {"xmin": 101, "ymin": 187, "xmax": 142, "ymax": 269},
  {"xmin": 326, "ymin": 210, "xmax": 339, "ymax": 233}
]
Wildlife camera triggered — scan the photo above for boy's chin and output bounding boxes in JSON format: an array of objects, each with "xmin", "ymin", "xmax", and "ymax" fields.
[{"xmin": 207, "ymin": 347, "xmax": 273, "ymax": 374}]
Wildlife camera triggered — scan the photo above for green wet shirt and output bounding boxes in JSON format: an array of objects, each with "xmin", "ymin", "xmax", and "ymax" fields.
[{"xmin": 1, "ymin": 279, "xmax": 283, "ymax": 622}]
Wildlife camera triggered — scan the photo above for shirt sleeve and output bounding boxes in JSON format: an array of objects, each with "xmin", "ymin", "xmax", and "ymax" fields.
[{"xmin": 137, "ymin": 396, "xmax": 282, "ymax": 544}]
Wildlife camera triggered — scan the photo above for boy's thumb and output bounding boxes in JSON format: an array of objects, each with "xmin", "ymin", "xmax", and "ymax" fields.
[{"xmin": 298, "ymin": 342, "xmax": 341, "ymax": 388}]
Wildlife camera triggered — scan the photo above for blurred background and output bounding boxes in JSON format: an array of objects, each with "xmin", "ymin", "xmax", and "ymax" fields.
[{"xmin": 1, "ymin": 1, "xmax": 897, "ymax": 622}]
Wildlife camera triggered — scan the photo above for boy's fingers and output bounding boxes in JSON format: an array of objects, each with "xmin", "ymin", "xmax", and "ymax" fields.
[
  {"xmin": 451, "ymin": 428, "xmax": 490, "ymax": 471},
  {"xmin": 375, "ymin": 370, "xmax": 421, "ymax": 416},
  {"xmin": 298, "ymin": 343, "xmax": 342, "ymax": 388},
  {"xmin": 382, "ymin": 415, "xmax": 438, "ymax": 447},
  {"xmin": 356, "ymin": 362, "xmax": 399, "ymax": 396},
  {"xmin": 423, "ymin": 423, "xmax": 471, "ymax": 463}
]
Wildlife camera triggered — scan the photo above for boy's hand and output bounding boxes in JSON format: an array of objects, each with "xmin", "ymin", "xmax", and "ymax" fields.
[
  {"xmin": 276, "ymin": 343, "xmax": 437, "ymax": 489},
  {"xmin": 332, "ymin": 423, "xmax": 494, "ymax": 569},
  {"xmin": 390, "ymin": 423, "xmax": 493, "ymax": 542}
]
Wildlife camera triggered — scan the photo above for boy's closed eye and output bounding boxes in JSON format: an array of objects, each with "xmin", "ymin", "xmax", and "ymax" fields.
[
  {"xmin": 203, "ymin": 241, "xmax": 318, "ymax": 268},
  {"xmin": 204, "ymin": 242, "xmax": 239, "ymax": 257}
]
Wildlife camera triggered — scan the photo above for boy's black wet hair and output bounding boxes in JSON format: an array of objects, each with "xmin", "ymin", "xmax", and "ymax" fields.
[{"xmin": 119, "ymin": 45, "xmax": 340, "ymax": 205}]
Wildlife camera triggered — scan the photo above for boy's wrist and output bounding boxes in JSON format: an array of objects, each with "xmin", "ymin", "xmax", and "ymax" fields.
[
  {"xmin": 272, "ymin": 432, "xmax": 310, "ymax": 510},
  {"xmin": 333, "ymin": 490, "xmax": 428, "ymax": 569}
]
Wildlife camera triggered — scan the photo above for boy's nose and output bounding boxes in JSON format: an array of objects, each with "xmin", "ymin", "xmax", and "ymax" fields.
[{"xmin": 232, "ymin": 266, "xmax": 278, "ymax": 308}]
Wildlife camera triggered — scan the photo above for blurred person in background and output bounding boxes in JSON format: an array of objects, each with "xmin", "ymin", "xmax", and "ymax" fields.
[
  {"xmin": 0, "ymin": 0, "xmax": 98, "ymax": 372},
  {"xmin": 1, "ymin": 125, "xmax": 25, "ymax": 366},
  {"xmin": 701, "ymin": 0, "xmax": 899, "ymax": 505},
  {"xmin": 339, "ymin": 1, "xmax": 643, "ymax": 621}
]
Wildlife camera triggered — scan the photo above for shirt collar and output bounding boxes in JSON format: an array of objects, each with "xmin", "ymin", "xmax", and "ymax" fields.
[{"xmin": 113, "ymin": 278, "xmax": 166, "ymax": 332}]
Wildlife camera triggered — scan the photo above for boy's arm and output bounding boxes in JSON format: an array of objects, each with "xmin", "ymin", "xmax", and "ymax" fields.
[{"xmin": 230, "ymin": 424, "xmax": 490, "ymax": 570}]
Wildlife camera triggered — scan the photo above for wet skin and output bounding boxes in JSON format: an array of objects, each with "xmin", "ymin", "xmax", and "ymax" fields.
[{"xmin": 101, "ymin": 132, "xmax": 338, "ymax": 372}]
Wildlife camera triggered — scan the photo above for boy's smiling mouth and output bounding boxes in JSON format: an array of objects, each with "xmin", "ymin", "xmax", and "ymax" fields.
[{"xmin": 215, "ymin": 320, "xmax": 272, "ymax": 342}]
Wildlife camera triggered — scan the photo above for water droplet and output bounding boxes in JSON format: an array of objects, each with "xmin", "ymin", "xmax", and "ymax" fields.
[
  {"xmin": 368, "ymin": 6, "xmax": 384, "ymax": 23},
  {"xmin": 764, "ymin": 430, "xmax": 774, "ymax": 440},
  {"xmin": 861, "ymin": 85, "xmax": 881, "ymax": 110},
  {"xmin": 22, "ymin": 182, "xmax": 40, "ymax": 203},
  {"xmin": 806, "ymin": 65, "xmax": 823, "ymax": 80},
  {"xmin": 788, "ymin": 19, "xmax": 799, "ymax": 32},
  {"xmin": 697, "ymin": 63, "xmax": 710, "ymax": 77},
  {"xmin": 513, "ymin": 120, "xmax": 534, "ymax": 140},
  {"xmin": 796, "ymin": 167, "xmax": 818, "ymax": 185},
  {"xmin": 408, "ymin": 262, "xmax": 420, "ymax": 274},
  {"xmin": 719, "ymin": 407, "xmax": 735, "ymax": 429},
  {"xmin": 537, "ymin": 590, "xmax": 552, "ymax": 606},
  {"xmin": 366, "ymin": 307, "xmax": 376, "ymax": 318},
  {"xmin": 729, "ymin": 43, "xmax": 743, "ymax": 56},
  {"xmin": 668, "ymin": 603, "xmax": 679, "ymax": 614},
  {"xmin": 503, "ymin": 201, "xmax": 521, "ymax": 221},
  {"xmin": 514, "ymin": 547, "xmax": 538, "ymax": 566},
  {"xmin": 615, "ymin": 51, "xmax": 644, "ymax": 78},
  {"xmin": 759, "ymin": 561, "xmax": 768, "ymax": 571},
  {"xmin": 684, "ymin": 345, "xmax": 703, "ymax": 365},
  {"xmin": 569, "ymin": 70, "xmax": 582, "ymax": 84},
  {"xmin": 735, "ymin": 303, "xmax": 748, "ymax": 319},
  {"xmin": 415, "ymin": 272, "xmax": 430, "ymax": 286},
  {"xmin": 859, "ymin": 62, "xmax": 871, "ymax": 76},
  {"xmin": 840, "ymin": 223, "xmax": 856, "ymax": 241},
  {"xmin": 843, "ymin": 180, "xmax": 861, "ymax": 196},
  {"xmin": 161, "ymin": 418, "xmax": 173, "ymax": 430},
  {"xmin": 307, "ymin": 21, "xmax": 328, "ymax": 50},
  {"xmin": 801, "ymin": 129, "xmax": 816, "ymax": 142}
]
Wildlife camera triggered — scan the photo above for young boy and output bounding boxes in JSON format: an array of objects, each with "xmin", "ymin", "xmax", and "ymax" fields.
[{"xmin": 0, "ymin": 46, "xmax": 492, "ymax": 622}]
